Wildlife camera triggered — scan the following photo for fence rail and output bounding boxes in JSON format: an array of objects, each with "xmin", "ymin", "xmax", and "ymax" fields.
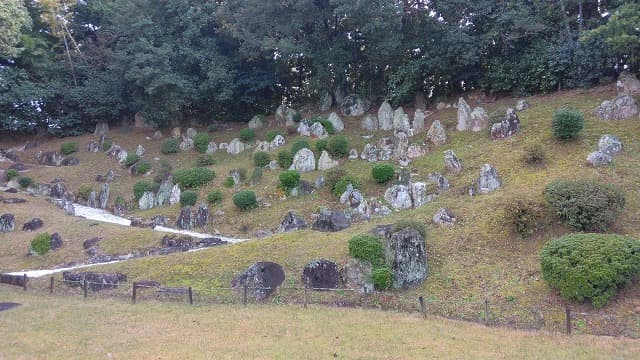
[{"xmin": 2, "ymin": 275, "xmax": 639, "ymax": 338}]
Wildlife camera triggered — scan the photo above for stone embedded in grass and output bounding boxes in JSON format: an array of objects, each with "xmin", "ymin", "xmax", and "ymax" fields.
[
  {"xmin": 62, "ymin": 271, "xmax": 127, "ymax": 291},
  {"xmin": 226, "ymin": 138, "xmax": 246, "ymax": 155},
  {"xmin": 456, "ymin": 97, "xmax": 473, "ymax": 131},
  {"xmin": 297, "ymin": 122, "xmax": 311, "ymax": 137},
  {"xmin": 136, "ymin": 144, "xmax": 145, "ymax": 157},
  {"xmin": 169, "ymin": 185, "xmax": 181, "ymax": 205},
  {"xmin": 490, "ymin": 108, "xmax": 520, "ymax": 140},
  {"xmin": 594, "ymin": 94, "xmax": 639, "ymax": 121},
  {"xmin": 302, "ymin": 259, "xmax": 340, "ymax": 289},
  {"xmin": 185, "ymin": 128, "xmax": 197, "ymax": 139},
  {"xmin": 410, "ymin": 182, "xmax": 436, "ymax": 209},
  {"xmin": 86, "ymin": 140, "xmax": 100, "ymax": 152},
  {"xmin": 195, "ymin": 203, "xmax": 209, "ymax": 228},
  {"xmin": 155, "ymin": 180, "xmax": 173, "ymax": 206},
  {"xmin": 348, "ymin": 148, "xmax": 358, "ymax": 160},
  {"xmin": 248, "ymin": 115, "xmax": 264, "ymax": 130},
  {"xmin": 231, "ymin": 262, "xmax": 285, "ymax": 300},
  {"xmin": 317, "ymin": 150, "xmax": 339, "ymax": 171},
  {"xmin": 98, "ymin": 183, "xmax": 109, "ymax": 209},
  {"xmin": 340, "ymin": 184, "xmax": 364, "ymax": 209},
  {"xmin": 516, "ymin": 99, "xmax": 530, "ymax": 111},
  {"xmin": 50, "ymin": 233, "xmax": 63, "ymax": 250},
  {"xmin": 269, "ymin": 135, "xmax": 286, "ymax": 150},
  {"xmin": 378, "ymin": 101, "xmax": 393, "ymax": 130},
  {"xmin": 328, "ymin": 112, "xmax": 344, "ymax": 133},
  {"xmin": 477, "ymin": 164, "xmax": 501, "ymax": 194},
  {"xmin": 393, "ymin": 107, "xmax": 411, "ymax": 132},
  {"xmin": 206, "ymin": 141, "xmax": 218, "ymax": 154},
  {"xmin": 406, "ymin": 144, "xmax": 425, "ymax": 159},
  {"xmin": 386, "ymin": 227, "xmax": 427, "ymax": 289},
  {"xmin": 49, "ymin": 179, "xmax": 67, "ymax": 199},
  {"xmin": 37, "ymin": 151, "xmax": 64, "ymax": 166},
  {"xmin": 361, "ymin": 114, "xmax": 378, "ymax": 131},
  {"xmin": 470, "ymin": 107, "xmax": 489, "ymax": 132},
  {"xmin": 309, "ymin": 122, "xmax": 328, "ymax": 139},
  {"xmin": 3, "ymin": 198, "xmax": 26, "ymax": 204},
  {"xmin": 278, "ymin": 211, "xmax": 308, "ymax": 233},
  {"xmin": 413, "ymin": 109, "xmax": 426, "ymax": 132},
  {"xmin": 428, "ymin": 173, "xmax": 450, "ymax": 193},
  {"xmin": 138, "ymin": 191, "xmax": 155, "ymax": 210},
  {"xmin": 598, "ymin": 135, "xmax": 623, "ymax": 156},
  {"xmin": 179, "ymin": 137, "xmax": 194, "ymax": 151},
  {"xmin": 433, "ymin": 208, "xmax": 457, "ymax": 226},
  {"xmin": 176, "ymin": 206, "xmax": 193, "ymax": 230},
  {"xmin": 360, "ymin": 143, "xmax": 379, "ymax": 162},
  {"xmin": 22, "ymin": 218, "xmax": 43, "ymax": 232},
  {"xmin": 341, "ymin": 94, "xmax": 370, "ymax": 117},
  {"xmin": 312, "ymin": 209, "xmax": 351, "ymax": 232},
  {"xmin": 289, "ymin": 148, "xmax": 316, "ymax": 173},
  {"xmin": 341, "ymin": 259, "xmax": 373, "ymax": 293},
  {"xmin": 586, "ymin": 151, "xmax": 612, "ymax": 167},
  {"xmin": 0, "ymin": 214, "xmax": 16, "ymax": 232}
]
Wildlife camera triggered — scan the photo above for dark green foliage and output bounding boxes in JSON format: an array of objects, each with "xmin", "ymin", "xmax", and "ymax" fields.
[
  {"xmin": 18, "ymin": 176, "xmax": 33, "ymax": 188},
  {"xmin": 233, "ymin": 190, "xmax": 258, "ymax": 211},
  {"xmin": 310, "ymin": 117, "xmax": 334, "ymax": 134},
  {"xmin": 278, "ymin": 170, "xmax": 300, "ymax": 194},
  {"xmin": 125, "ymin": 153, "xmax": 140, "ymax": 166},
  {"xmin": 371, "ymin": 267, "xmax": 393, "ymax": 290},
  {"xmin": 523, "ymin": 144, "xmax": 546, "ymax": 166},
  {"xmin": 325, "ymin": 168, "xmax": 348, "ymax": 192},
  {"xmin": 253, "ymin": 151, "xmax": 271, "ymax": 167},
  {"xmin": 291, "ymin": 139, "xmax": 310, "ymax": 155},
  {"xmin": 207, "ymin": 190, "xmax": 223, "ymax": 205},
  {"xmin": 292, "ymin": 111, "xmax": 302, "ymax": 123},
  {"xmin": 173, "ymin": 167, "xmax": 216, "ymax": 189},
  {"xmin": 237, "ymin": 168, "xmax": 248, "ymax": 181},
  {"xmin": 180, "ymin": 190, "xmax": 198, "ymax": 206},
  {"xmin": 60, "ymin": 142, "xmax": 78, "ymax": 155},
  {"xmin": 541, "ymin": 233, "xmax": 640, "ymax": 309},
  {"xmin": 154, "ymin": 160, "xmax": 173, "ymax": 183},
  {"xmin": 6, "ymin": 168, "xmax": 18, "ymax": 181},
  {"xmin": 503, "ymin": 197, "xmax": 548, "ymax": 238},
  {"xmin": 31, "ymin": 233, "xmax": 52, "ymax": 256},
  {"xmin": 239, "ymin": 128, "xmax": 256, "ymax": 142},
  {"xmin": 136, "ymin": 161, "xmax": 152, "ymax": 175},
  {"xmin": 265, "ymin": 130, "xmax": 283, "ymax": 142},
  {"xmin": 223, "ymin": 176, "xmax": 235, "ymax": 188},
  {"xmin": 77, "ymin": 184, "xmax": 94, "ymax": 201},
  {"xmin": 196, "ymin": 154, "xmax": 215, "ymax": 167},
  {"xmin": 193, "ymin": 133, "xmax": 211, "ymax": 154},
  {"xmin": 544, "ymin": 180, "xmax": 625, "ymax": 232},
  {"xmin": 161, "ymin": 138, "xmax": 180, "ymax": 154},
  {"xmin": 327, "ymin": 135, "xmax": 349, "ymax": 158},
  {"xmin": 348, "ymin": 235, "xmax": 384, "ymax": 266},
  {"xmin": 207, "ymin": 124, "xmax": 218, "ymax": 133},
  {"xmin": 133, "ymin": 181, "xmax": 158, "ymax": 201},
  {"xmin": 371, "ymin": 163, "xmax": 394, "ymax": 184},
  {"xmin": 102, "ymin": 141, "xmax": 113, "ymax": 152},
  {"xmin": 393, "ymin": 219, "xmax": 426, "ymax": 240},
  {"xmin": 115, "ymin": 195, "xmax": 126, "ymax": 206},
  {"xmin": 277, "ymin": 149, "xmax": 293, "ymax": 169},
  {"xmin": 332, "ymin": 175, "xmax": 361, "ymax": 197},
  {"xmin": 315, "ymin": 139, "xmax": 328, "ymax": 153},
  {"xmin": 552, "ymin": 108, "xmax": 584, "ymax": 141}
]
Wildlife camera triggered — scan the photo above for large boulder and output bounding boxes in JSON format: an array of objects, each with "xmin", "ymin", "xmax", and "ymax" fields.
[
  {"xmin": 361, "ymin": 115, "xmax": 378, "ymax": 131},
  {"xmin": 360, "ymin": 143, "xmax": 379, "ymax": 162},
  {"xmin": 443, "ymin": 150, "xmax": 462, "ymax": 174},
  {"xmin": 341, "ymin": 259, "xmax": 373, "ymax": 293},
  {"xmin": 616, "ymin": 71, "xmax": 640, "ymax": 95},
  {"xmin": 586, "ymin": 151, "xmax": 612, "ymax": 167},
  {"xmin": 62, "ymin": 271, "xmax": 127, "ymax": 291},
  {"xmin": 317, "ymin": 150, "xmax": 339, "ymax": 171},
  {"xmin": 270, "ymin": 135, "xmax": 286, "ymax": 150},
  {"xmin": 247, "ymin": 115, "xmax": 264, "ymax": 130},
  {"xmin": 309, "ymin": 122, "xmax": 328, "ymax": 139},
  {"xmin": 410, "ymin": 182, "xmax": 436, "ymax": 208},
  {"xmin": 37, "ymin": 151, "xmax": 64, "ymax": 166},
  {"xmin": 426, "ymin": 120, "xmax": 446, "ymax": 146},
  {"xmin": 195, "ymin": 203, "xmax": 209, "ymax": 227},
  {"xmin": 227, "ymin": 138, "xmax": 247, "ymax": 155},
  {"xmin": 339, "ymin": 184, "xmax": 364, "ymax": 209},
  {"xmin": 231, "ymin": 262, "xmax": 285, "ymax": 300},
  {"xmin": 490, "ymin": 108, "xmax": 520, "ymax": 140},
  {"xmin": 0, "ymin": 214, "xmax": 15, "ymax": 232},
  {"xmin": 312, "ymin": 209, "xmax": 351, "ymax": 232},
  {"xmin": 477, "ymin": 164, "xmax": 501, "ymax": 194},
  {"xmin": 598, "ymin": 134, "xmax": 623, "ymax": 156},
  {"xmin": 594, "ymin": 95, "xmax": 639, "ymax": 121},
  {"xmin": 98, "ymin": 183, "xmax": 109, "ymax": 209},
  {"xmin": 289, "ymin": 148, "xmax": 316, "ymax": 173},
  {"xmin": 138, "ymin": 191, "xmax": 155, "ymax": 210},
  {"xmin": 176, "ymin": 206, "xmax": 193, "ymax": 230},
  {"xmin": 327, "ymin": 112, "xmax": 344, "ymax": 133},
  {"xmin": 392, "ymin": 107, "xmax": 411, "ymax": 132},
  {"xmin": 378, "ymin": 101, "xmax": 393, "ymax": 130},
  {"xmin": 386, "ymin": 228, "xmax": 427, "ymax": 289},
  {"xmin": 384, "ymin": 185, "xmax": 413, "ymax": 210},
  {"xmin": 470, "ymin": 107, "xmax": 489, "ymax": 132},
  {"xmin": 302, "ymin": 259, "xmax": 340, "ymax": 289},
  {"xmin": 275, "ymin": 105, "xmax": 298, "ymax": 126},
  {"xmin": 155, "ymin": 180, "xmax": 173, "ymax": 206},
  {"xmin": 22, "ymin": 218, "xmax": 43, "ymax": 232},
  {"xmin": 341, "ymin": 95, "xmax": 370, "ymax": 117},
  {"xmin": 278, "ymin": 211, "xmax": 308, "ymax": 232},
  {"xmin": 456, "ymin": 97, "xmax": 473, "ymax": 131}
]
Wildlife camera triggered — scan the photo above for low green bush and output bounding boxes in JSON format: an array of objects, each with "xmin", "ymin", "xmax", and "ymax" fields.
[
  {"xmin": 173, "ymin": 167, "xmax": 216, "ymax": 189},
  {"xmin": 239, "ymin": 128, "xmax": 256, "ymax": 142},
  {"xmin": 540, "ymin": 233, "xmax": 640, "ymax": 308},
  {"xmin": 265, "ymin": 130, "xmax": 283, "ymax": 142},
  {"xmin": 552, "ymin": 108, "xmax": 584, "ymax": 141},
  {"xmin": 254, "ymin": 151, "xmax": 271, "ymax": 167},
  {"xmin": 180, "ymin": 190, "xmax": 198, "ymax": 206},
  {"xmin": 277, "ymin": 149, "xmax": 293, "ymax": 169},
  {"xmin": 6, "ymin": 168, "xmax": 18, "ymax": 181},
  {"xmin": 348, "ymin": 235, "xmax": 384, "ymax": 266},
  {"xmin": 371, "ymin": 163, "xmax": 395, "ymax": 184},
  {"xmin": 223, "ymin": 176, "xmax": 235, "ymax": 188},
  {"xmin": 207, "ymin": 190, "xmax": 223, "ymax": 205},
  {"xmin": 31, "ymin": 233, "xmax": 52, "ymax": 255},
  {"xmin": 371, "ymin": 267, "xmax": 393, "ymax": 290},
  {"xmin": 133, "ymin": 181, "xmax": 158, "ymax": 201},
  {"xmin": 161, "ymin": 138, "xmax": 180, "ymax": 154},
  {"xmin": 233, "ymin": 190, "xmax": 258, "ymax": 210},
  {"xmin": 393, "ymin": 219, "xmax": 426, "ymax": 239},
  {"xmin": 193, "ymin": 133, "xmax": 211, "ymax": 154},
  {"xmin": 327, "ymin": 135, "xmax": 349, "ymax": 158},
  {"xmin": 125, "ymin": 153, "xmax": 140, "ymax": 166},
  {"xmin": 196, "ymin": 154, "xmax": 215, "ymax": 167},
  {"xmin": 60, "ymin": 142, "xmax": 78, "ymax": 155},
  {"xmin": 543, "ymin": 179, "xmax": 624, "ymax": 232},
  {"xmin": 503, "ymin": 197, "xmax": 548, "ymax": 238},
  {"xmin": 332, "ymin": 175, "xmax": 361, "ymax": 197},
  {"xmin": 325, "ymin": 168, "xmax": 347, "ymax": 191},
  {"xmin": 77, "ymin": 184, "xmax": 94, "ymax": 201},
  {"xmin": 315, "ymin": 139, "xmax": 328, "ymax": 153},
  {"xmin": 18, "ymin": 176, "xmax": 33, "ymax": 188},
  {"xmin": 291, "ymin": 139, "xmax": 310, "ymax": 155},
  {"xmin": 278, "ymin": 170, "xmax": 300, "ymax": 194},
  {"xmin": 136, "ymin": 161, "xmax": 152, "ymax": 175},
  {"xmin": 102, "ymin": 140, "xmax": 112, "ymax": 152}
]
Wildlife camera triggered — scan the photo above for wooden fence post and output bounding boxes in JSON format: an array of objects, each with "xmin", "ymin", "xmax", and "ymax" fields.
[
  {"xmin": 484, "ymin": 299, "xmax": 490, "ymax": 326},
  {"xmin": 303, "ymin": 286, "xmax": 308, "ymax": 308},
  {"xmin": 83, "ymin": 279, "xmax": 88, "ymax": 298},
  {"xmin": 565, "ymin": 306, "xmax": 572, "ymax": 335},
  {"xmin": 49, "ymin": 276, "xmax": 54, "ymax": 295},
  {"xmin": 188, "ymin": 287, "xmax": 193, "ymax": 305},
  {"xmin": 243, "ymin": 283, "xmax": 248, "ymax": 306},
  {"xmin": 418, "ymin": 296, "xmax": 426, "ymax": 319},
  {"xmin": 132, "ymin": 283, "xmax": 137, "ymax": 304},
  {"xmin": 23, "ymin": 274, "xmax": 27, "ymax": 291}
]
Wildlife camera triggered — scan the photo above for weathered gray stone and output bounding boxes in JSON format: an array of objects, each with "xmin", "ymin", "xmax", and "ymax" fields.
[
  {"xmin": 317, "ymin": 150, "xmax": 339, "ymax": 171},
  {"xmin": 616, "ymin": 71, "xmax": 640, "ymax": 95},
  {"xmin": 152, "ymin": 130, "xmax": 163, "ymax": 140},
  {"xmin": 386, "ymin": 228, "xmax": 427, "ymax": 289},
  {"xmin": 312, "ymin": 209, "xmax": 351, "ymax": 232},
  {"xmin": 94, "ymin": 122, "xmax": 109, "ymax": 136},
  {"xmin": 598, "ymin": 134, "xmax": 623, "ymax": 156},
  {"xmin": 171, "ymin": 127, "xmax": 182, "ymax": 139},
  {"xmin": 275, "ymin": 105, "xmax": 298, "ymax": 126},
  {"xmin": 341, "ymin": 95, "xmax": 370, "ymax": 117},
  {"xmin": 477, "ymin": 164, "xmax": 501, "ymax": 194},
  {"xmin": 360, "ymin": 144, "xmax": 379, "ymax": 162},
  {"xmin": 297, "ymin": 122, "xmax": 311, "ymax": 137},
  {"xmin": 470, "ymin": 107, "xmax": 489, "ymax": 132},
  {"xmin": 384, "ymin": 185, "xmax": 413, "ymax": 210},
  {"xmin": 490, "ymin": 108, "xmax": 520, "ymax": 140},
  {"xmin": 361, "ymin": 115, "xmax": 378, "ymax": 131},
  {"xmin": 138, "ymin": 191, "xmax": 155, "ymax": 210},
  {"xmin": 348, "ymin": 148, "xmax": 358, "ymax": 160},
  {"xmin": 428, "ymin": 173, "xmax": 450, "ymax": 193},
  {"xmin": 176, "ymin": 206, "xmax": 193, "ymax": 230},
  {"xmin": 195, "ymin": 203, "xmax": 209, "ymax": 227},
  {"xmin": 156, "ymin": 180, "xmax": 173, "ymax": 206},
  {"xmin": 341, "ymin": 259, "xmax": 373, "ymax": 293},
  {"xmin": 227, "ymin": 138, "xmax": 247, "ymax": 155},
  {"xmin": 309, "ymin": 122, "xmax": 328, "ymax": 139},
  {"xmin": 253, "ymin": 141, "xmax": 270, "ymax": 153},
  {"xmin": 61, "ymin": 157, "xmax": 79, "ymax": 166},
  {"xmin": 586, "ymin": 151, "xmax": 612, "ymax": 167},
  {"xmin": 179, "ymin": 137, "xmax": 194, "ymax": 151},
  {"xmin": 229, "ymin": 169, "xmax": 241, "ymax": 185},
  {"xmin": 98, "ymin": 183, "xmax": 109, "ymax": 209},
  {"xmin": 302, "ymin": 259, "xmax": 340, "ymax": 289},
  {"xmin": 410, "ymin": 182, "xmax": 436, "ymax": 208},
  {"xmin": 413, "ymin": 109, "xmax": 426, "ymax": 132},
  {"xmin": 185, "ymin": 128, "xmax": 197, "ymax": 139},
  {"xmin": 206, "ymin": 141, "xmax": 218, "ymax": 154},
  {"xmin": 433, "ymin": 208, "xmax": 457, "ymax": 226},
  {"xmin": 393, "ymin": 131, "xmax": 409, "ymax": 160},
  {"xmin": 594, "ymin": 95, "xmax": 639, "ymax": 121},
  {"xmin": 135, "ymin": 144, "xmax": 145, "ymax": 157},
  {"xmin": 270, "ymin": 135, "xmax": 286, "ymax": 150},
  {"xmin": 339, "ymin": 184, "xmax": 364, "ymax": 209},
  {"xmin": 378, "ymin": 101, "xmax": 393, "ymax": 130},
  {"xmin": 231, "ymin": 262, "xmax": 285, "ymax": 300},
  {"xmin": 248, "ymin": 115, "xmax": 264, "ymax": 130},
  {"xmin": 50, "ymin": 233, "xmax": 63, "ymax": 250},
  {"xmin": 406, "ymin": 144, "xmax": 425, "ymax": 159},
  {"xmin": 37, "ymin": 151, "xmax": 64, "ymax": 166},
  {"xmin": 290, "ymin": 148, "xmax": 316, "ymax": 173},
  {"xmin": 393, "ymin": 107, "xmax": 411, "ymax": 132},
  {"xmin": 444, "ymin": 150, "xmax": 462, "ymax": 174},
  {"xmin": 267, "ymin": 160, "xmax": 280, "ymax": 170},
  {"xmin": 0, "ymin": 214, "xmax": 15, "ymax": 232},
  {"xmin": 318, "ymin": 90, "xmax": 333, "ymax": 111},
  {"xmin": 456, "ymin": 97, "xmax": 473, "ymax": 131},
  {"xmin": 22, "ymin": 218, "xmax": 43, "ymax": 231},
  {"xmin": 169, "ymin": 185, "xmax": 181, "ymax": 205},
  {"xmin": 328, "ymin": 112, "xmax": 344, "ymax": 133},
  {"xmin": 426, "ymin": 120, "xmax": 446, "ymax": 146},
  {"xmin": 50, "ymin": 180, "xmax": 67, "ymax": 199},
  {"xmin": 86, "ymin": 140, "xmax": 100, "ymax": 153},
  {"xmin": 62, "ymin": 271, "xmax": 126, "ymax": 291},
  {"xmin": 516, "ymin": 99, "xmax": 530, "ymax": 111},
  {"xmin": 278, "ymin": 211, "xmax": 308, "ymax": 233},
  {"xmin": 87, "ymin": 191, "xmax": 98, "ymax": 208}
]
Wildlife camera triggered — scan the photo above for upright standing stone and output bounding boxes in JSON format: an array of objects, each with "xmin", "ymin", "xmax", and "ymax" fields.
[
  {"xmin": 138, "ymin": 191, "xmax": 155, "ymax": 210},
  {"xmin": 195, "ymin": 203, "xmax": 209, "ymax": 227},
  {"xmin": 378, "ymin": 101, "xmax": 393, "ymax": 131},
  {"xmin": 426, "ymin": 120, "xmax": 447, "ymax": 146},
  {"xmin": 456, "ymin": 97, "xmax": 472, "ymax": 131},
  {"xmin": 169, "ymin": 185, "xmax": 181, "ymax": 205},
  {"xmin": 0, "ymin": 214, "xmax": 16, "ymax": 233},
  {"xmin": 477, "ymin": 164, "xmax": 501, "ymax": 194},
  {"xmin": 386, "ymin": 228, "xmax": 427, "ymax": 289},
  {"xmin": 317, "ymin": 150, "xmax": 339, "ymax": 171},
  {"xmin": 444, "ymin": 150, "xmax": 462, "ymax": 174},
  {"xmin": 176, "ymin": 206, "xmax": 193, "ymax": 230},
  {"xmin": 393, "ymin": 107, "xmax": 411, "ymax": 132},
  {"xmin": 490, "ymin": 108, "xmax": 520, "ymax": 140},
  {"xmin": 413, "ymin": 109, "xmax": 426, "ymax": 132},
  {"xmin": 289, "ymin": 148, "xmax": 316, "ymax": 173},
  {"xmin": 98, "ymin": 183, "xmax": 109, "ymax": 209},
  {"xmin": 327, "ymin": 112, "xmax": 344, "ymax": 133}
]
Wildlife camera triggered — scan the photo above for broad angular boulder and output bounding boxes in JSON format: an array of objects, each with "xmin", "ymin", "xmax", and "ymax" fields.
[
  {"xmin": 386, "ymin": 228, "xmax": 427, "ymax": 289},
  {"xmin": 327, "ymin": 112, "xmax": 344, "ymax": 133},
  {"xmin": 477, "ymin": 164, "xmax": 501, "ymax": 194},
  {"xmin": 594, "ymin": 95, "xmax": 639, "ymax": 121},
  {"xmin": 384, "ymin": 185, "xmax": 413, "ymax": 210},
  {"xmin": 231, "ymin": 262, "xmax": 285, "ymax": 300},
  {"xmin": 426, "ymin": 120, "xmax": 446, "ymax": 146},
  {"xmin": 37, "ymin": 151, "xmax": 64, "ymax": 166},
  {"xmin": 490, "ymin": 108, "xmax": 520, "ymax": 140},
  {"xmin": 0, "ymin": 214, "xmax": 15, "ymax": 232},
  {"xmin": 302, "ymin": 259, "xmax": 340, "ymax": 289},
  {"xmin": 598, "ymin": 134, "xmax": 623, "ymax": 156},
  {"xmin": 278, "ymin": 211, "xmax": 308, "ymax": 232},
  {"xmin": 312, "ymin": 209, "xmax": 351, "ymax": 232},
  {"xmin": 227, "ymin": 138, "xmax": 247, "ymax": 155},
  {"xmin": 289, "ymin": 148, "xmax": 316, "ymax": 173}
]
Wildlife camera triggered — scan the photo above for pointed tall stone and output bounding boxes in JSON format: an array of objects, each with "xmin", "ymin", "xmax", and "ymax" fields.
[
  {"xmin": 456, "ymin": 97, "xmax": 472, "ymax": 131},
  {"xmin": 378, "ymin": 101, "xmax": 393, "ymax": 130}
]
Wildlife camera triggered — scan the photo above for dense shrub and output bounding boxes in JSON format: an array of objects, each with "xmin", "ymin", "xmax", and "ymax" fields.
[
  {"xmin": 291, "ymin": 139, "xmax": 310, "ymax": 155},
  {"xmin": 393, "ymin": 219, "xmax": 426, "ymax": 239},
  {"xmin": 540, "ymin": 233, "xmax": 640, "ymax": 308},
  {"xmin": 371, "ymin": 163, "xmax": 395, "ymax": 184},
  {"xmin": 348, "ymin": 235, "xmax": 384, "ymax": 266},
  {"xmin": 135, "ymin": 161, "xmax": 152, "ymax": 175},
  {"xmin": 239, "ymin": 128, "xmax": 256, "ymax": 142},
  {"xmin": 60, "ymin": 142, "xmax": 78, "ymax": 155},
  {"xmin": 125, "ymin": 153, "xmax": 140, "ymax": 166},
  {"xmin": 543, "ymin": 179, "xmax": 625, "ymax": 231},
  {"xmin": 173, "ymin": 167, "xmax": 216, "ymax": 189},
  {"xmin": 180, "ymin": 190, "xmax": 198, "ymax": 206},
  {"xmin": 310, "ymin": 117, "xmax": 334, "ymax": 134},
  {"xmin": 31, "ymin": 233, "xmax": 52, "ymax": 255},
  {"xmin": 254, "ymin": 151, "xmax": 271, "ymax": 167},
  {"xmin": 523, "ymin": 144, "xmax": 546, "ymax": 166},
  {"xmin": 327, "ymin": 135, "xmax": 349, "ymax": 158},
  {"xmin": 161, "ymin": 138, "xmax": 180, "ymax": 154},
  {"xmin": 277, "ymin": 149, "xmax": 293, "ymax": 169},
  {"xmin": 371, "ymin": 267, "xmax": 393, "ymax": 290},
  {"xmin": 315, "ymin": 139, "xmax": 328, "ymax": 153},
  {"xmin": 6, "ymin": 168, "xmax": 18, "ymax": 181},
  {"xmin": 133, "ymin": 181, "xmax": 158, "ymax": 201},
  {"xmin": 193, "ymin": 133, "xmax": 211, "ymax": 154},
  {"xmin": 207, "ymin": 190, "xmax": 223, "ymax": 205},
  {"xmin": 503, "ymin": 197, "xmax": 548, "ymax": 238},
  {"xmin": 233, "ymin": 190, "xmax": 258, "ymax": 210},
  {"xmin": 223, "ymin": 176, "xmax": 235, "ymax": 188},
  {"xmin": 207, "ymin": 124, "xmax": 218, "ymax": 133},
  {"xmin": 325, "ymin": 168, "xmax": 348, "ymax": 191},
  {"xmin": 552, "ymin": 108, "xmax": 584, "ymax": 141},
  {"xmin": 102, "ymin": 140, "xmax": 112, "ymax": 152},
  {"xmin": 18, "ymin": 176, "xmax": 33, "ymax": 188},
  {"xmin": 292, "ymin": 111, "xmax": 302, "ymax": 123},
  {"xmin": 196, "ymin": 154, "xmax": 215, "ymax": 167},
  {"xmin": 265, "ymin": 130, "xmax": 283, "ymax": 142},
  {"xmin": 332, "ymin": 175, "xmax": 361, "ymax": 197},
  {"xmin": 77, "ymin": 184, "xmax": 94, "ymax": 201},
  {"xmin": 278, "ymin": 170, "xmax": 300, "ymax": 194}
]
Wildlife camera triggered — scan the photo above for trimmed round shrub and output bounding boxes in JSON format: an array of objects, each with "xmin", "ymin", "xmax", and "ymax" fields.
[
  {"xmin": 18, "ymin": 176, "xmax": 33, "ymax": 188},
  {"xmin": 265, "ymin": 130, "xmax": 283, "ymax": 142},
  {"xmin": 239, "ymin": 128, "xmax": 256, "ymax": 142},
  {"xmin": 278, "ymin": 170, "xmax": 300, "ymax": 194},
  {"xmin": 223, "ymin": 176, "xmax": 235, "ymax": 188},
  {"xmin": 254, "ymin": 151, "xmax": 271, "ymax": 167},
  {"xmin": 193, "ymin": 133, "xmax": 211, "ymax": 154},
  {"xmin": 173, "ymin": 167, "xmax": 216, "ymax": 189},
  {"xmin": 180, "ymin": 190, "xmax": 198, "ymax": 206},
  {"xmin": 543, "ymin": 179, "xmax": 624, "ymax": 232},
  {"xmin": 393, "ymin": 219, "xmax": 426, "ymax": 239},
  {"xmin": 196, "ymin": 154, "xmax": 215, "ymax": 167},
  {"xmin": 6, "ymin": 168, "xmax": 18, "ymax": 181},
  {"xmin": 327, "ymin": 135, "xmax": 349, "ymax": 158},
  {"xmin": 371, "ymin": 163, "xmax": 394, "ymax": 184},
  {"xmin": 207, "ymin": 190, "xmax": 223, "ymax": 205},
  {"xmin": 133, "ymin": 181, "xmax": 157, "ymax": 201},
  {"xmin": 371, "ymin": 267, "xmax": 393, "ymax": 290},
  {"xmin": 332, "ymin": 175, "xmax": 361, "ymax": 197},
  {"xmin": 348, "ymin": 235, "xmax": 384, "ymax": 266},
  {"xmin": 233, "ymin": 190, "xmax": 257, "ymax": 211},
  {"xmin": 125, "ymin": 153, "xmax": 140, "ymax": 166},
  {"xmin": 311, "ymin": 117, "xmax": 334, "ymax": 134},
  {"xmin": 77, "ymin": 184, "xmax": 94, "ymax": 201},
  {"xmin": 31, "ymin": 233, "xmax": 52, "ymax": 255},
  {"xmin": 541, "ymin": 233, "xmax": 640, "ymax": 309},
  {"xmin": 60, "ymin": 142, "xmax": 78, "ymax": 155},
  {"xmin": 136, "ymin": 161, "xmax": 152, "ymax": 175},
  {"xmin": 161, "ymin": 138, "xmax": 180, "ymax": 154},
  {"xmin": 552, "ymin": 108, "xmax": 584, "ymax": 141},
  {"xmin": 277, "ymin": 149, "xmax": 293, "ymax": 169},
  {"xmin": 102, "ymin": 140, "xmax": 113, "ymax": 152},
  {"xmin": 315, "ymin": 139, "xmax": 328, "ymax": 153},
  {"xmin": 291, "ymin": 139, "xmax": 310, "ymax": 155}
]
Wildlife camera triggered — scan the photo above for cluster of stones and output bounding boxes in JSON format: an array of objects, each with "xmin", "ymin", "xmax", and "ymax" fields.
[
  {"xmin": 594, "ymin": 72, "xmax": 640, "ymax": 121},
  {"xmin": 586, "ymin": 135, "xmax": 623, "ymax": 167}
]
